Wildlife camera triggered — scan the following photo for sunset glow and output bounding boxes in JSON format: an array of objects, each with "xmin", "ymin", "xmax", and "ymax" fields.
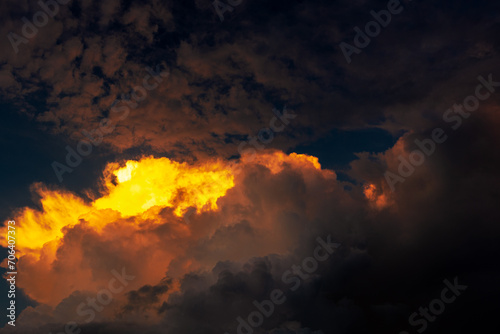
[{"xmin": 1, "ymin": 1, "xmax": 497, "ymax": 332}]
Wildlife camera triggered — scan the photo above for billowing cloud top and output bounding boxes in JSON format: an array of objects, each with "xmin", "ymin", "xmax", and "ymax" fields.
[{"xmin": 1, "ymin": 0, "xmax": 500, "ymax": 333}]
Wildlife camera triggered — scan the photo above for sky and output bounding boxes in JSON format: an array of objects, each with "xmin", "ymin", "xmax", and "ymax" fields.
[{"xmin": 0, "ymin": 0, "xmax": 499, "ymax": 333}]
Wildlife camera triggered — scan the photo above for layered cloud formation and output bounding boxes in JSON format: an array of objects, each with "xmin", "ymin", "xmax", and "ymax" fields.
[
  {"xmin": 1, "ymin": 0, "xmax": 500, "ymax": 333},
  {"xmin": 1, "ymin": 0, "xmax": 498, "ymax": 162},
  {"xmin": 2, "ymin": 123, "xmax": 500, "ymax": 333},
  {"xmin": 0, "ymin": 151, "xmax": 343, "ymax": 332}
]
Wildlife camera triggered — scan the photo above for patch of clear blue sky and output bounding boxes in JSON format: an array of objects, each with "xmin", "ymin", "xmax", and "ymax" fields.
[{"xmin": 289, "ymin": 127, "xmax": 402, "ymax": 183}]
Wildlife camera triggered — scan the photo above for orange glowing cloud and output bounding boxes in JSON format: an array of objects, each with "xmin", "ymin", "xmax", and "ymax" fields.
[
  {"xmin": 94, "ymin": 156, "xmax": 234, "ymax": 217},
  {"xmin": 0, "ymin": 184, "xmax": 91, "ymax": 254},
  {"xmin": 0, "ymin": 151, "xmax": 334, "ymax": 308},
  {"xmin": 0, "ymin": 156, "xmax": 234, "ymax": 256},
  {"xmin": 240, "ymin": 151, "xmax": 323, "ymax": 174},
  {"xmin": 363, "ymin": 183, "xmax": 389, "ymax": 209}
]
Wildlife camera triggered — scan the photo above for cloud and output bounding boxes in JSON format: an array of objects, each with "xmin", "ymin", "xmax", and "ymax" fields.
[
  {"xmin": 2, "ymin": 117, "xmax": 500, "ymax": 332},
  {"xmin": 5, "ymin": 0, "xmax": 500, "ymax": 162},
  {"xmin": 1, "ymin": 1, "xmax": 500, "ymax": 333}
]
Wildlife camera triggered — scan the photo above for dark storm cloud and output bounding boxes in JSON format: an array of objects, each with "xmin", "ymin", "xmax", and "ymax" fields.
[
  {"xmin": 1, "ymin": 0, "xmax": 498, "ymax": 163},
  {"xmin": 77, "ymin": 104, "xmax": 500, "ymax": 334},
  {"xmin": 1, "ymin": 0, "xmax": 500, "ymax": 333},
  {"xmin": 121, "ymin": 279, "xmax": 171, "ymax": 314},
  {"xmin": 6, "ymin": 108, "xmax": 500, "ymax": 334}
]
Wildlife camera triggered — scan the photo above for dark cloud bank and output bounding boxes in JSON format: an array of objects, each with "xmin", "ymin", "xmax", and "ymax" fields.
[{"xmin": 1, "ymin": 0, "xmax": 500, "ymax": 333}]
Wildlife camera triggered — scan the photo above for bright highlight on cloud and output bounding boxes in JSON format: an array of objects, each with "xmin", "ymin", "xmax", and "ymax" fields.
[
  {"xmin": 0, "ymin": 151, "xmax": 334, "ymax": 309},
  {"xmin": 0, "ymin": 185, "xmax": 91, "ymax": 253},
  {"xmin": 94, "ymin": 156, "xmax": 235, "ymax": 217},
  {"xmin": 0, "ymin": 156, "xmax": 235, "ymax": 255}
]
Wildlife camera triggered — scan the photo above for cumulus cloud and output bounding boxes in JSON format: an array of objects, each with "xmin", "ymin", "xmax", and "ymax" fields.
[{"xmin": 1, "ymin": 0, "xmax": 500, "ymax": 333}]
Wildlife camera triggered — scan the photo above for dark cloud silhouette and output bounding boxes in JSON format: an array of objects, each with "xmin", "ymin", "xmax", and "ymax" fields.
[{"xmin": 1, "ymin": 0, "xmax": 500, "ymax": 333}]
